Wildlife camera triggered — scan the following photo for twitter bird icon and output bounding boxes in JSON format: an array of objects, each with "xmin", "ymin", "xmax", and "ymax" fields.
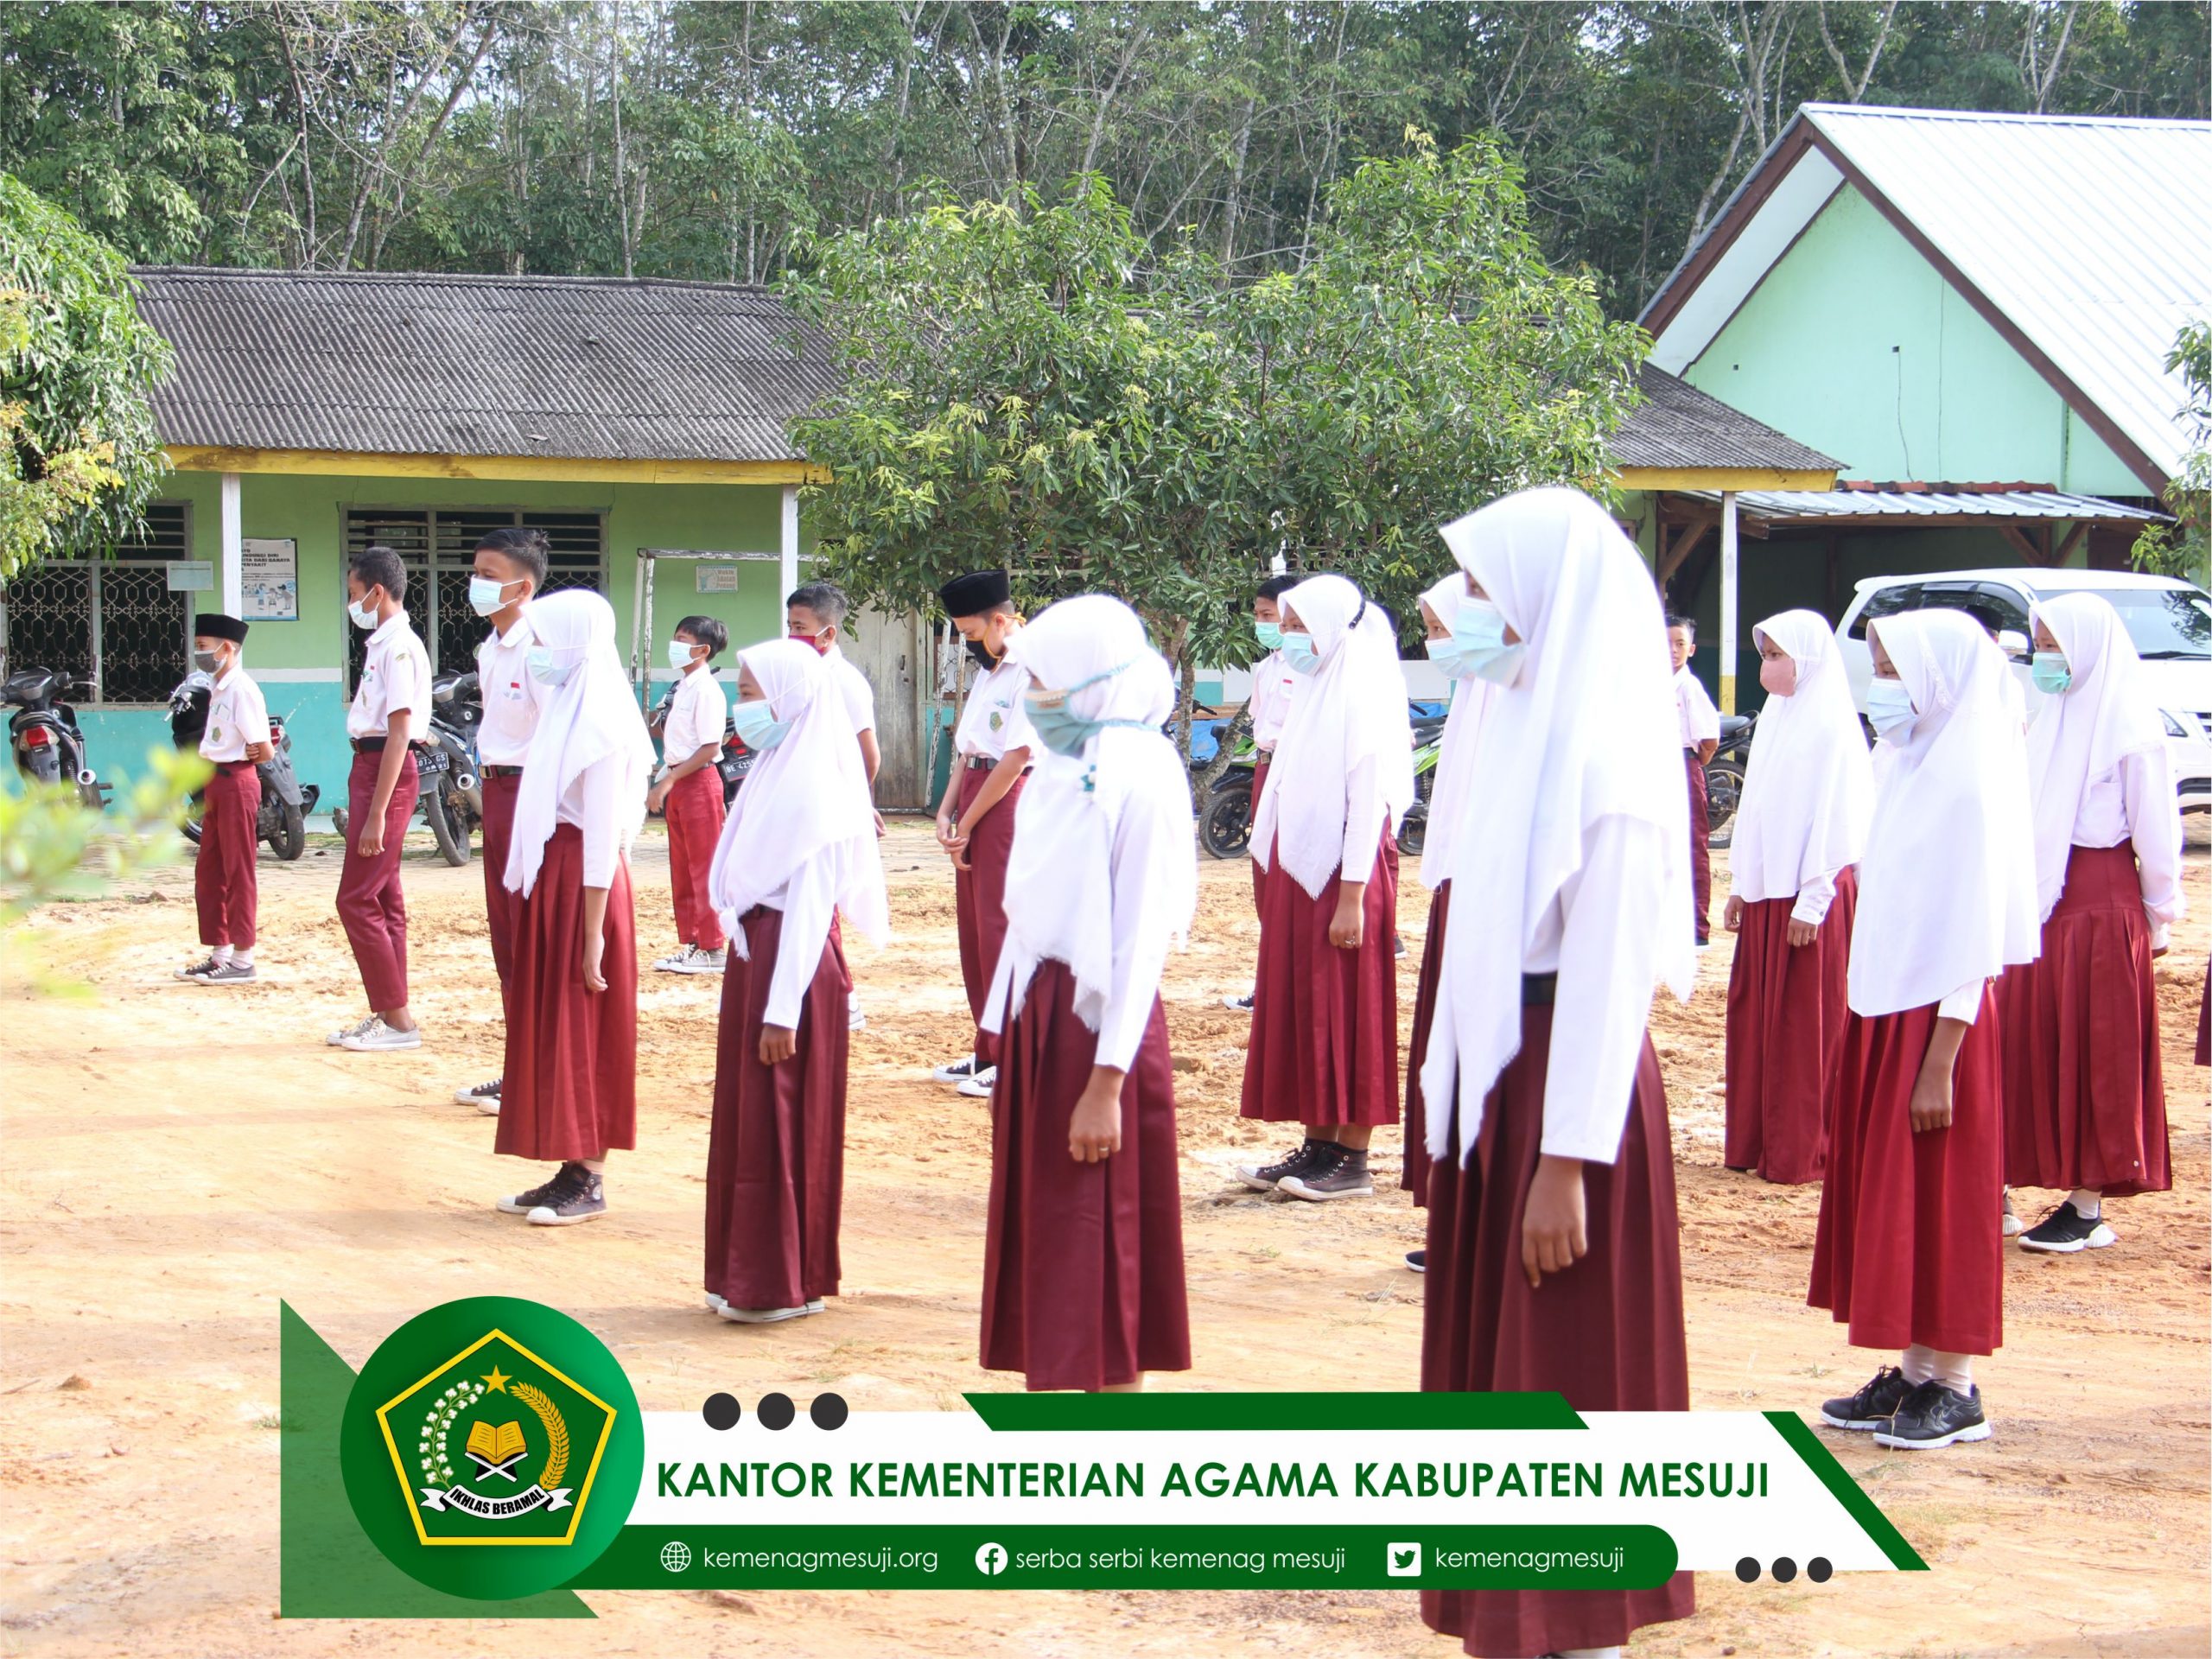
[{"xmin": 1387, "ymin": 1542, "xmax": 1421, "ymax": 1578}]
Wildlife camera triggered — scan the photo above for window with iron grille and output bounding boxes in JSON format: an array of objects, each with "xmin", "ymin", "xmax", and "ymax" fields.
[
  {"xmin": 0, "ymin": 505, "xmax": 194, "ymax": 703},
  {"xmin": 342, "ymin": 509, "xmax": 604, "ymax": 685}
]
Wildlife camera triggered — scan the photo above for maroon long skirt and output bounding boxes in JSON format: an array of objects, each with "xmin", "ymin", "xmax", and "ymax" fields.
[
  {"xmin": 1421, "ymin": 1004, "xmax": 1694, "ymax": 1656},
  {"xmin": 704, "ymin": 906, "xmax": 851, "ymax": 1310},
  {"xmin": 1810, "ymin": 989, "xmax": 2003, "ymax": 1356},
  {"xmin": 479, "ymin": 772, "xmax": 519, "ymax": 996},
  {"xmin": 954, "ymin": 762, "xmax": 1024, "ymax": 1066},
  {"xmin": 1999, "ymin": 844, "xmax": 2170, "ymax": 1198},
  {"xmin": 1240, "ymin": 830, "xmax": 1401, "ymax": 1128},
  {"xmin": 195, "ymin": 761, "xmax": 260, "ymax": 949},
  {"xmin": 1402, "ymin": 881, "xmax": 1451, "ymax": 1205},
  {"xmin": 1723, "ymin": 868, "xmax": 1859, "ymax": 1185},
  {"xmin": 496, "ymin": 826, "xmax": 639, "ymax": 1162},
  {"xmin": 1248, "ymin": 755, "xmax": 1273, "ymax": 912},
  {"xmin": 2197, "ymin": 959, "xmax": 2210, "ymax": 1068},
  {"xmin": 982, "ymin": 961, "xmax": 1191, "ymax": 1391}
]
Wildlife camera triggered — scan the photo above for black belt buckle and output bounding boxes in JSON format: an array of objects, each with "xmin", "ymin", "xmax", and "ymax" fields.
[{"xmin": 1521, "ymin": 972, "xmax": 1558, "ymax": 1007}]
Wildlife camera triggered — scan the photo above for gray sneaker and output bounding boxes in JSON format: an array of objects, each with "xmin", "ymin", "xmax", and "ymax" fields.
[
  {"xmin": 1236, "ymin": 1139, "xmax": 1325, "ymax": 1191},
  {"xmin": 454, "ymin": 1077, "xmax": 502, "ymax": 1114},
  {"xmin": 715, "ymin": 1299, "xmax": 825, "ymax": 1324},
  {"xmin": 526, "ymin": 1166, "xmax": 607, "ymax": 1226},
  {"xmin": 1280, "ymin": 1145, "xmax": 1374, "ymax": 1201},
  {"xmin": 327, "ymin": 1013, "xmax": 379, "ymax": 1047},
  {"xmin": 339, "ymin": 1014, "xmax": 423, "ymax": 1052},
  {"xmin": 193, "ymin": 961, "xmax": 257, "ymax": 985},
  {"xmin": 176, "ymin": 954, "xmax": 222, "ymax": 981},
  {"xmin": 655, "ymin": 943, "xmax": 724, "ymax": 975},
  {"xmin": 498, "ymin": 1164, "xmax": 576, "ymax": 1216}
]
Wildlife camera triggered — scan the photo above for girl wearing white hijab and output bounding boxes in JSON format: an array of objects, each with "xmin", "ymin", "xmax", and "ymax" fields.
[
  {"xmin": 493, "ymin": 590, "xmax": 652, "ymax": 1226},
  {"xmin": 701, "ymin": 639, "xmax": 889, "ymax": 1324},
  {"xmin": 1999, "ymin": 593, "xmax": 2179, "ymax": 1254},
  {"xmin": 1810, "ymin": 609, "xmax": 2037, "ymax": 1452},
  {"xmin": 1236, "ymin": 573, "xmax": 1414, "ymax": 1202},
  {"xmin": 1416, "ymin": 489, "xmax": 1696, "ymax": 1659},
  {"xmin": 1720, "ymin": 611, "xmax": 1874, "ymax": 1185},
  {"xmin": 1400, "ymin": 574, "xmax": 1497, "ymax": 1235},
  {"xmin": 977, "ymin": 595, "xmax": 1195, "ymax": 1392}
]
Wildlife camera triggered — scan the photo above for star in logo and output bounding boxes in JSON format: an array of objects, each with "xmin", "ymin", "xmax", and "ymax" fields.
[{"xmin": 481, "ymin": 1364, "xmax": 512, "ymax": 1393}]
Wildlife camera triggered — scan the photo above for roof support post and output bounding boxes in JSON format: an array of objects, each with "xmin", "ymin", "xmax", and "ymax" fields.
[
  {"xmin": 219, "ymin": 472, "xmax": 243, "ymax": 616},
  {"xmin": 1718, "ymin": 490, "xmax": 1739, "ymax": 715},
  {"xmin": 779, "ymin": 485, "xmax": 800, "ymax": 608}
]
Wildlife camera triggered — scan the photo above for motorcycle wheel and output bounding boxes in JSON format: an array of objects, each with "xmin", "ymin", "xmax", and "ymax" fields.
[
  {"xmin": 423, "ymin": 788, "xmax": 470, "ymax": 868},
  {"xmin": 1198, "ymin": 780, "xmax": 1255, "ymax": 861},
  {"xmin": 1399, "ymin": 806, "xmax": 1428, "ymax": 858},
  {"xmin": 1704, "ymin": 757, "xmax": 1747, "ymax": 850},
  {"xmin": 270, "ymin": 802, "xmax": 307, "ymax": 861},
  {"xmin": 181, "ymin": 792, "xmax": 206, "ymax": 846}
]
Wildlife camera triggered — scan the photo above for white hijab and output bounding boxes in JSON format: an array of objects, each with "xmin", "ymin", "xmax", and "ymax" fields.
[
  {"xmin": 1847, "ymin": 609, "xmax": 2039, "ymax": 1016},
  {"xmin": 988, "ymin": 595, "xmax": 1196, "ymax": 1034},
  {"xmin": 1416, "ymin": 574, "xmax": 1493, "ymax": 892},
  {"xmin": 1422, "ymin": 488, "xmax": 1696, "ymax": 1159},
  {"xmin": 1249, "ymin": 574, "xmax": 1416, "ymax": 897},
  {"xmin": 707, "ymin": 639, "xmax": 889, "ymax": 950},
  {"xmin": 1728, "ymin": 610, "xmax": 1874, "ymax": 905},
  {"xmin": 2024, "ymin": 592, "xmax": 2167, "ymax": 921},
  {"xmin": 502, "ymin": 591, "xmax": 652, "ymax": 899}
]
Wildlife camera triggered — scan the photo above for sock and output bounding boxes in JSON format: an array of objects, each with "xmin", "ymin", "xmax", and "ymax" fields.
[
  {"xmin": 1929, "ymin": 1351, "xmax": 1974, "ymax": 1395},
  {"xmin": 1901, "ymin": 1344, "xmax": 1938, "ymax": 1386},
  {"xmin": 581, "ymin": 1158, "xmax": 607, "ymax": 1175},
  {"xmin": 232, "ymin": 948, "xmax": 253, "ymax": 969},
  {"xmin": 2068, "ymin": 1188, "xmax": 2101, "ymax": 1219},
  {"xmin": 211, "ymin": 944, "xmax": 234, "ymax": 965}
]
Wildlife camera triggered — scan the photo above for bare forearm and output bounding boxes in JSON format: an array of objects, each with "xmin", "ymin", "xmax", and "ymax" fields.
[
  {"xmin": 371, "ymin": 710, "xmax": 412, "ymax": 814},
  {"xmin": 965, "ymin": 746, "xmax": 1031, "ymax": 825}
]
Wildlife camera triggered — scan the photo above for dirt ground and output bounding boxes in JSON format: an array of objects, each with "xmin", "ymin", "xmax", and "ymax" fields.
[{"xmin": 3, "ymin": 816, "xmax": 2208, "ymax": 1658}]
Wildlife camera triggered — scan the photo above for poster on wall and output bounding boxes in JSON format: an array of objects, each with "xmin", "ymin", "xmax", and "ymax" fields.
[{"xmin": 241, "ymin": 538, "xmax": 299, "ymax": 620}]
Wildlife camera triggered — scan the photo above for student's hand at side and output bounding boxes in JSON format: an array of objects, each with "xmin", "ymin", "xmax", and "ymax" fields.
[
  {"xmin": 646, "ymin": 778, "xmax": 670, "ymax": 814},
  {"xmin": 1069, "ymin": 1067, "xmax": 1124, "ymax": 1163},
  {"xmin": 582, "ymin": 929, "xmax": 607, "ymax": 994},
  {"xmin": 759, "ymin": 1024, "xmax": 797, "ymax": 1065},
  {"xmin": 1521, "ymin": 1155, "xmax": 1587, "ymax": 1288},
  {"xmin": 1786, "ymin": 917, "xmax": 1819, "ymax": 947},
  {"xmin": 248, "ymin": 741, "xmax": 276, "ymax": 765},
  {"xmin": 357, "ymin": 820, "xmax": 385, "ymax": 859},
  {"xmin": 1909, "ymin": 1058, "xmax": 1954, "ymax": 1133},
  {"xmin": 1327, "ymin": 888, "xmax": 1363, "ymax": 950},
  {"xmin": 1723, "ymin": 895, "xmax": 1745, "ymax": 933},
  {"xmin": 873, "ymin": 810, "xmax": 887, "ymax": 839},
  {"xmin": 949, "ymin": 818, "xmax": 976, "ymax": 870}
]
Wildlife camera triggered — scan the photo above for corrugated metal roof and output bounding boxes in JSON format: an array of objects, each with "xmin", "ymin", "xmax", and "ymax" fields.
[
  {"xmin": 1613, "ymin": 365, "xmax": 1839, "ymax": 473},
  {"xmin": 132, "ymin": 267, "xmax": 842, "ymax": 461},
  {"xmin": 1678, "ymin": 485, "xmax": 2164, "ymax": 523}
]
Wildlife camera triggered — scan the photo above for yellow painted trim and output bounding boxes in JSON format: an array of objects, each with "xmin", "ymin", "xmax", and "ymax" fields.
[
  {"xmin": 164, "ymin": 445, "xmax": 827, "ymax": 486},
  {"xmin": 1611, "ymin": 467, "xmax": 1839, "ymax": 493}
]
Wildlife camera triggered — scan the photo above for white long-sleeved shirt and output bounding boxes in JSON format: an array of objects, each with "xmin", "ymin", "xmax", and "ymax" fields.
[
  {"xmin": 1527, "ymin": 813, "xmax": 1664, "ymax": 1164},
  {"xmin": 2072, "ymin": 747, "xmax": 2184, "ymax": 940},
  {"xmin": 556, "ymin": 753, "xmax": 629, "ymax": 889},
  {"xmin": 660, "ymin": 666, "xmax": 728, "ymax": 772},
  {"xmin": 475, "ymin": 616, "xmax": 546, "ymax": 766},
  {"xmin": 1088, "ymin": 781, "xmax": 1185, "ymax": 1073},
  {"xmin": 1936, "ymin": 981, "xmax": 1987, "ymax": 1024},
  {"xmin": 1249, "ymin": 651, "xmax": 1299, "ymax": 750},
  {"xmin": 199, "ymin": 663, "xmax": 270, "ymax": 763},
  {"xmin": 1338, "ymin": 752, "xmax": 1390, "ymax": 885},
  {"xmin": 751, "ymin": 856, "xmax": 842, "ymax": 1031},
  {"xmin": 1675, "ymin": 666, "xmax": 1720, "ymax": 748}
]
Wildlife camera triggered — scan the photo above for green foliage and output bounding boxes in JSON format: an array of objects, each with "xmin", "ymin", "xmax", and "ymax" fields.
[
  {"xmin": 0, "ymin": 174, "xmax": 173, "ymax": 580},
  {"xmin": 2133, "ymin": 321, "xmax": 2211, "ymax": 587},
  {"xmin": 0, "ymin": 745, "xmax": 206, "ymax": 937}
]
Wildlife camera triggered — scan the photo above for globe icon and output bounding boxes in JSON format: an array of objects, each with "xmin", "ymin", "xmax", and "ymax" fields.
[{"xmin": 660, "ymin": 1540, "xmax": 692, "ymax": 1574}]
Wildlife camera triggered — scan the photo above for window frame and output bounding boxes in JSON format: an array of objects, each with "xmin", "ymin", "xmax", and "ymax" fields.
[{"xmin": 0, "ymin": 501, "xmax": 196, "ymax": 706}]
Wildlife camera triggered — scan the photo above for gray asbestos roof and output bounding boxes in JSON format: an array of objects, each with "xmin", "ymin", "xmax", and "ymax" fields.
[
  {"xmin": 132, "ymin": 267, "xmax": 841, "ymax": 462},
  {"xmin": 1611, "ymin": 366, "xmax": 1839, "ymax": 474}
]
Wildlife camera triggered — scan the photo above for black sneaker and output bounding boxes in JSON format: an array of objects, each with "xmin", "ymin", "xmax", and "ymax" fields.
[
  {"xmin": 1819, "ymin": 1364, "xmax": 1914, "ymax": 1431},
  {"xmin": 1404, "ymin": 1249, "xmax": 1427, "ymax": 1273},
  {"xmin": 1236, "ymin": 1139, "xmax": 1325, "ymax": 1191},
  {"xmin": 454, "ymin": 1077, "xmax": 503, "ymax": 1115},
  {"xmin": 1392, "ymin": 933, "xmax": 1408, "ymax": 959},
  {"xmin": 1874, "ymin": 1381, "xmax": 1990, "ymax": 1449},
  {"xmin": 497, "ymin": 1162, "xmax": 578, "ymax": 1216},
  {"xmin": 2018, "ymin": 1200, "xmax": 2117, "ymax": 1254},
  {"xmin": 175, "ymin": 954, "xmax": 222, "ymax": 982},
  {"xmin": 1280, "ymin": 1145, "xmax": 1374, "ymax": 1201},
  {"xmin": 527, "ymin": 1166, "xmax": 607, "ymax": 1226}
]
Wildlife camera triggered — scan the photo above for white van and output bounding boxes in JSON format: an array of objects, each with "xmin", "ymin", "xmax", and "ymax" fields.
[{"xmin": 1834, "ymin": 569, "xmax": 2212, "ymax": 812}]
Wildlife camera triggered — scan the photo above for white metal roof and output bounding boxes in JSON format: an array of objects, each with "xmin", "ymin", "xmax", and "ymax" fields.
[
  {"xmin": 1644, "ymin": 105, "xmax": 2212, "ymax": 486},
  {"xmin": 1679, "ymin": 486, "xmax": 2162, "ymax": 522}
]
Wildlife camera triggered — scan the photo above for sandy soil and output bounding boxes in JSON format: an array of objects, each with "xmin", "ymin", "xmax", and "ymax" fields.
[{"xmin": 3, "ymin": 818, "xmax": 2207, "ymax": 1658}]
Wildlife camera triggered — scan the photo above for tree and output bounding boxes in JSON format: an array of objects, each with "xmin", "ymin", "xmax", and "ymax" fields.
[
  {"xmin": 2133, "ymin": 321, "xmax": 2211, "ymax": 588},
  {"xmin": 0, "ymin": 175, "xmax": 172, "ymax": 582}
]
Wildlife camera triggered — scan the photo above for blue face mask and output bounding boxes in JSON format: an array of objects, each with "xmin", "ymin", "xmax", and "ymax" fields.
[
  {"xmin": 1023, "ymin": 664, "xmax": 1152, "ymax": 759},
  {"xmin": 1865, "ymin": 677, "xmax": 1916, "ymax": 740},
  {"xmin": 525, "ymin": 647, "xmax": 573, "ymax": 686},
  {"xmin": 1254, "ymin": 619, "xmax": 1284, "ymax": 652},
  {"xmin": 1424, "ymin": 634, "xmax": 1476, "ymax": 681},
  {"xmin": 1451, "ymin": 596, "xmax": 1526, "ymax": 685},
  {"xmin": 668, "ymin": 639, "xmax": 702, "ymax": 672},
  {"xmin": 2031, "ymin": 651, "xmax": 2072, "ymax": 696},
  {"xmin": 1281, "ymin": 632, "xmax": 1321, "ymax": 675},
  {"xmin": 469, "ymin": 575, "xmax": 519, "ymax": 617},
  {"xmin": 731, "ymin": 697, "xmax": 790, "ymax": 750}
]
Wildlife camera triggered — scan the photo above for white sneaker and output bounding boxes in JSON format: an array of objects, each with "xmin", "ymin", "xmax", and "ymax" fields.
[
  {"xmin": 339, "ymin": 1015, "xmax": 423, "ymax": 1052},
  {"xmin": 848, "ymin": 992, "xmax": 867, "ymax": 1032},
  {"xmin": 957, "ymin": 1067, "xmax": 997, "ymax": 1099},
  {"xmin": 715, "ymin": 1299, "xmax": 825, "ymax": 1325},
  {"xmin": 655, "ymin": 943, "xmax": 725, "ymax": 975},
  {"xmin": 327, "ymin": 1014, "xmax": 379, "ymax": 1047},
  {"xmin": 454, "ymin": 1077, "xmax": 502, "ymax": 1114},
  {"xmin": 932, "ymin": 1054, "xmax": 982, "ymax": 1084},
  {"xmin": 1223, "ymin": 993, "xmax": 1254, "ymax": 1013}
]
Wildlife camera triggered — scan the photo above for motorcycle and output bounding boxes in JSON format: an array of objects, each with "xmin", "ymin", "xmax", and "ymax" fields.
[
  {"xmin": 1394, "ymin": 709, "xmax": 1451, "ymax": 857},
  {"xmin": 1705, "ymin": 709, "xmax": 1756, "ymax": 850},
  {"xmin": 166, "ymin": 671, "xmax": 318, "ymax": 861},
  {"xmin": 419, "ymin": 671, "xmax": 484, "ymax": 868},
  {"xmin": 648, "ymin": 683, "xmax": 755, "ymax": 810},
  {"xmin": 4, "ymin": 666, "xmax": 106, "ymax": 808}
]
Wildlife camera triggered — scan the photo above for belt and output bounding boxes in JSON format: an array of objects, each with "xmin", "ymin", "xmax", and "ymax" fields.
[
  {"xmin": 352, "ymin": 736, "xmax": 387, "ymax": 753},
  {"xmin": 481, "ymin": 764, "xmax": 523, "ymax": 779},
  {"xmin": 963, "ymin": 755, "xmax": 997, "ymax": 771},
  {"xmin": 1522, "ymin": 972, "xmax": 1558, "ymax": 1007},
  {"xmin": 215, "ymin": 760, "xmax": 255, "ymax": 774}
]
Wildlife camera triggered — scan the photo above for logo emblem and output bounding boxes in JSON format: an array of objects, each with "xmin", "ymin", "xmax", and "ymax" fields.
[
  {"xmin": 1387, "ymin": 1541, "xmax": 1421, "ymax": 1578},
  {"xmin": 975, "ymin": 1541, "xmax": 1008, "ymax": 1576}
]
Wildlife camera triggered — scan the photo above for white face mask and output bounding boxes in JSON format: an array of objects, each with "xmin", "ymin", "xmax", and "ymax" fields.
[
  {"xmin": 1865, "ymin": 677, "xmax": 1916, "ymax": 740},
  {"xmin": 348, "ymin": 595, "xmax": 379, "ymax": 631},
  {"xmin": 668, "ymin": 640, "xmax": 702, "ymax": 671}
]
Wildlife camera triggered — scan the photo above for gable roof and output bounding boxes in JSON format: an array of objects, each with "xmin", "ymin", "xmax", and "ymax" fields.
[
  {"xmin": 1613, "ymin": 365, "xmax": 1839, "ymax": 474},
  {"xmin": 1639, "ymin": 105, "xmax": 2212, "ymax": 491},
  {"xmin": 132, "ymin": 267, "xmax": 841, "ymax": 463}
]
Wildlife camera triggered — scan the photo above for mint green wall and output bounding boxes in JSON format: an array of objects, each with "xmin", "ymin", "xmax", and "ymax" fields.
[{"xmin": 1683, "ymin": 186, "xmax": 2142, "ymax": 495}]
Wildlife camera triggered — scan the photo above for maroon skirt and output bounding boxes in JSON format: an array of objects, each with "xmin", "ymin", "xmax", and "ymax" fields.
[
  {"xmin": 1999, "ymin": 845, "xmax": 2170, "ymax": 1197},
  {"xmin": 982, "ymin": 960, "xmax": 1191, "ymax": 1391},
  {"xmin": 704, "ymin": 906, "xmax": 851, "ymax": 1310},
  {"xmin": 1240, "ymin": 830, "xmax": 1401, "ymax": 1128},
  {"xmin": 1248, "ymin": 755, "xmax": 1273, "ymax": 912},
  {"xmin": 1402, "ymin": 881, "xmax": 1451, "ymax": 1205},
  {"xmin": 1810, "ymin": 989, "xmax": 2003, "ymax": 1356},
  {"xmin": 2197, "ymin": 958, "xmax": 2209, "ymax": 1068},
  {"xmin": 954, "ymin": 762, "xmax": 1024, "ymax": 1065},
  {"xmin": 1723, "ymin": 868, "xmax": 1858, "ymax": 1185},
  {"xmin": 496, "ymin": 826, "xmax": 638, "ymax": 1162},
  {"xmin": 1421, "ymin": 1003, "xmax": 1694, "ymax": 1656}
]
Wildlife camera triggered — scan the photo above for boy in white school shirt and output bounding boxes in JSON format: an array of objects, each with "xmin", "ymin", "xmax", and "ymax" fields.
[
  {"xmin": 649, "ymin": 615, "xmax": 731, "ymax": 975},
  {"xmin": 176, "ymin": 612, "xmax": 272, "ymax": 985},
  {"xmin": 1669, "ymin": 613, "xmax": 1720, "ymax": 947},
  {"xmin": 787, "ymin": 578, "xmax": 884, "ymax": 1028}
]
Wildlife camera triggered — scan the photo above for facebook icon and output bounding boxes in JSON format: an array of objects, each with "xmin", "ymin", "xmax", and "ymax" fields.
[{"xmin": 975, "ymin": 1541, "xmax": 1008, "ymax": 1577}]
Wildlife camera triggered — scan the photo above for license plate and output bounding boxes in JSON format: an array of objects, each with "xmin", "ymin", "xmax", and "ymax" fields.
[{"xmin": 416, "ymin": 749, "xmax": 449, "ymax": 773}]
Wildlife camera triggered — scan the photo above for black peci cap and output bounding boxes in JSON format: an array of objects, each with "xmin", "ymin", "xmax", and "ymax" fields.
[
  {"xmin": 938, "ymin": 570, "xmax": 1012, "ymax": 619},
  {"xmin": 194, "ymin": 613, "xmax": 249, "ymax": 644}
]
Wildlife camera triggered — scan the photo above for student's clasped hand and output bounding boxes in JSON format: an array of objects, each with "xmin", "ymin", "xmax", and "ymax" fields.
[
  {"xmin": 759, "ymin": 1025, "xmax": 797, "ymax": 1065},
  {"xmin": 1521, "ymin": 1156, "xmax": 1588, "ymax": 1288},
  {"xmin": 1068, "ymin": 1069, "xmax": 1124, "ymax": 1163}
]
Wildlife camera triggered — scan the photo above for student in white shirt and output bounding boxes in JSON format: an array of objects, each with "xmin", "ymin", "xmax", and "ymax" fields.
[
  {"xmin": 1668, "ymin": 614, "xmax": 1721, "ymax": 945},
  {"xmin": 1224, "ymin": 573, "xmax": 1301, "ymax": 1014},
  {"xmin": 1999, "ymin": 592, "xmax": 2181, "ymax": 1253},
  {"xmin": 451, "ymin": 526, "xmax": 548, "ymax": 1115},
  {"xmin": 930, "ymin": 570, "xmax": 1035, "ymax": 1097},
  {"xmin": 788, "ymin": 579, "xmax": 885, "ymax": 1030},
  {"xmin": 647, "ymin": 616, "xmax": 731, "ymax": 976},
  {"xmin": 175, "ymin": 612, "xmax": 272, "ymax": 986},
  {"xmin": 330, "ymin": 546, "xmax": 431, "ymax": 1052}
]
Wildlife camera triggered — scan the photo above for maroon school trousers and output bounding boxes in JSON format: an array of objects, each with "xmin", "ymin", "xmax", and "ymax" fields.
[
  {"xmin": 954, "ymin": 761, "xmax": 1024, "ymax": 1066},
  {"xmin": 1685, "ymin": 748, "xmax": 1712, "ymax": 944},
  {"xmin": 664, "ymin": 766, "xmax": 728, "ymax": 952},
  {"xmin": 195, "ymin": 760, "xmax": 260, "ymax": 950},
  {"xmin": 480, "ymin": 771, "xmax": 520, "ymax": 996},
  {"xmin": 337, "ymin": 748, "xmax": 420, "ymax": 1010}
]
